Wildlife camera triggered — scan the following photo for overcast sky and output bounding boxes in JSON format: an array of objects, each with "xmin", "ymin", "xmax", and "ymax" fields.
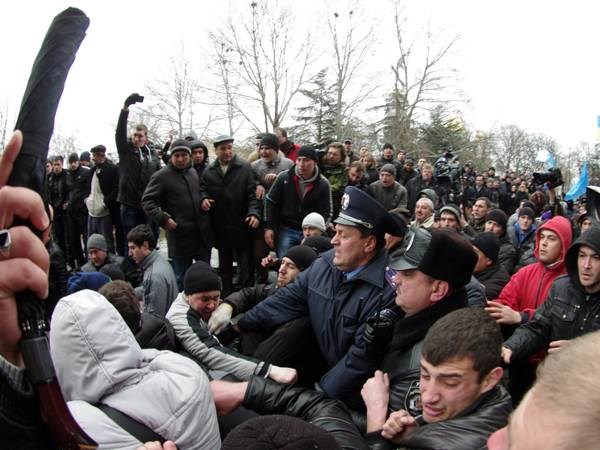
[{"xmin": 1, "ymin": 0, "xmax": 599, "ymax": 155}]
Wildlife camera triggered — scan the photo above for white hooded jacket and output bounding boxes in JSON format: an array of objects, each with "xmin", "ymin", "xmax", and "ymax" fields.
[{"xmin": 49, "ymin": 290, "xmax": 220, "ymax": 450}]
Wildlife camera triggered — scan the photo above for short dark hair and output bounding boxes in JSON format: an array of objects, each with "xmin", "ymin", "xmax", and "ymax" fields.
[
  {"xmin": 422, "ymin": 308, "xmax": 502, "ymax": 382},
  {"xmin": 475, "ymin": 196, "xmax": 492, "ymax": 208},
  {"xmin": 127, "ymin": 224, "xmax": 156, "ymax": 250},
  {"xmin": 99, "ymin": 280, "xmax": 141, "ymax": 334},
  {"xmin": 52, "ymin": 155, "xmax": 64, "ymax": 163}
]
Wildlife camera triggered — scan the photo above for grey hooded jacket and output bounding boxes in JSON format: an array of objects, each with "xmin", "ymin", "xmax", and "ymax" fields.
[{"xmin": 49, "ymin": 290, "xmax": 220, "ymax": 450}]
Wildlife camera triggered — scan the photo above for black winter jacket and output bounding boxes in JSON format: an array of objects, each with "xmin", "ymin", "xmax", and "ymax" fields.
[
  {"xmin": 142, "ymin": 162, "xmax": 214, "ymax": 257},
  {"xmin": 224, "ymin": 283, "xmax": 276, "ymax": 316},
  {"xmin": 498, "ymin": 234, "xmax": 518, "ymax": 275},
  {"xmin": 200, "ymin": 154, "xmax": 261, "ymax": 248},
  {"xmin": 243, "ymin": 374, "xmax": 511, "ymax": 450},
  {"xmin": 475, "ymin": 263, "xmax": 510, "ymax": 300},
  {"xmin": 505, "ymin": 228, "xmax": 600, "ymax": 360},
  {"xmin": 46, "ymin": 170, "xmax": 68, "ymax": 216},
  {"xmin": 115, "ymin": 109, "xmax": 161, "ymax": 207},
  {"xmin": 66, "ymin": 165, "xmax": 90, "ymax": 215},
  {"xmin": 264, "ymin": 166, "xmax": 332, "ymax": 230}
]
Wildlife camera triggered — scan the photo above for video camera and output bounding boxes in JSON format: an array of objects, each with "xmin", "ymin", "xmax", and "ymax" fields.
[
  {"xmin": 532, "ymin": 167, "xmax": 563, "ymax": 189},
  {"xmin": 434, "ymin": 149, "xmax": 462, "ymax": 205}
]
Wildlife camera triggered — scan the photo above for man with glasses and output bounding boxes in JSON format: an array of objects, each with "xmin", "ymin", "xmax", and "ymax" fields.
[{"xmin": 116, "ymin": 93, "xmax": 161, "ymax": 252}]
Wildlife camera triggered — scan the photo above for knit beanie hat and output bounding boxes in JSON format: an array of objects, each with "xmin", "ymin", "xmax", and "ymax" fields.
[
  {"xmin": 302, "ymin": 212, "xmax": 326, "ymax": 232},
  {"xmin": 283, "ymin": 245, "xmax": 318, "ymax": 271},
  {"xmin": 67, "ymin": 272, "xmax": 111, "ymax": 294},
  {"xmin": 221, "ymin": 415, "xmax": 341, "ymax": 450},
  {"xmin": 519, "ymin": 207, "xmax": 535, "ymax": 220},
  {"xmin": 301, "ymin": 235, "xmax": 333, "ymax": 254},
  {"xmin": 79, "ymin": 151, "xmax": 91, "ymax": 162},
  {"xmin": 472, "ymin": 231, "xmax": 501, "ymax": 262},
  {"xmin": 485, "ymin": 209, "xmax": 508, "ymax": 230},
  {"xmin": 184, "ymin": 261, "xmax": 221, "ymax": 295},
  {"xmin": 297, "ymin": 147, "xmax": 317, "ymax": 161},
  {"xmin": 87, "ymin": 233, "xmax": 108, "ymax": 252},
  {"xmin": 260, "ymin": 133, "xmax": 279, "ymax": 150},
  {"xmin": 440, "ymin": 203, "xmax": 461, "ymax": 222},
  {"xmin": 169, "ymin": 139, "xmax": 192, "ymax": 155},
  {"xmin": 380, "ymin": 163, "xmax": 397, "ymax": 177},
  {"xmin": 68, "ymin": 152, "xmax": 79, "ymax": 163}
]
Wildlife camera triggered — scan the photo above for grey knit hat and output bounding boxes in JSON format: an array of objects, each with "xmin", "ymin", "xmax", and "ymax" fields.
[{"xmin": 87, "ymin": 234, "xmax": 108, "ymax": 252}]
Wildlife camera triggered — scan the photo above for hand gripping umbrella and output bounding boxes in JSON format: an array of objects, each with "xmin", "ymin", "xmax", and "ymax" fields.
[{"xmin": 7, "ymin": 7, "xmax": 97, "ymax": 449}]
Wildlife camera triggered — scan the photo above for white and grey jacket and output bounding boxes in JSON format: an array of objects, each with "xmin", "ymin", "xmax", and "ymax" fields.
[
  {"xmin": 166, "ymin": 292, "xmax": 270, "ymax": 380},
  {"xmin": 50, "ymin": 290, "xmax": 220, "ymax": 450}
]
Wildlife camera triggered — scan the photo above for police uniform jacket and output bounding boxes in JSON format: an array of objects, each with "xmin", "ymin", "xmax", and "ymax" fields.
[{"xmin": 238, "ymin": 248, "xmax": 394, "ymax": 400}]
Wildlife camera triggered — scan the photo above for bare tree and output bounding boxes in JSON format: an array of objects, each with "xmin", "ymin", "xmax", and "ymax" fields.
[
  {"xmin": 215, "ymin": 1, "xmax": 314, "ymax": 131},
  {"xmin": 140, "ymin": 44, "xmax": 213, "ymax": 142},
  {"xmin": 327, "ymin": 2, "xmax": 377, "ymax": 140},
  {"xmin": 49, "ymin": 129, "xmax": 80, "ymax": 159},
  {"xmin": 494, "ymin": 124, "xmax": 534, "ymax": 173},
  {"xmin": 383, "ymin": 0, "xmax": 460, "ymax": 150},
  {"xmin": 206, "ymin": 33, "xmax": 251, "ymax": 136}
]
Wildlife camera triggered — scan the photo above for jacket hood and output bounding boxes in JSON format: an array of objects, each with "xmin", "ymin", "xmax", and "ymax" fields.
[
  {"xmin": 533, "ymin": 215, "xmax": 572, "ymax": 267},
  {"xmin": 50, "ymin": 290, "xmax": 147, "ymax": 403},
  {"xmin": 565, "ymin": 225, "xmax": 600, "ymax": 287}
]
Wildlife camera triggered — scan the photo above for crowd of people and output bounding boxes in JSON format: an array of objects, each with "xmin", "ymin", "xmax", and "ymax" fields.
[{"xmin": 2, "ymin": 92, "xmax": 600, "ymax": 450}]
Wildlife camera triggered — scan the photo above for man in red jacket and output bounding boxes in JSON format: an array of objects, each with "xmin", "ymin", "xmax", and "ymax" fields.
[
  {"xmin": 485, "ymin": 214, "xmax": 572, "ymax": 404},
  {"xmin": 485, "ymin": 215, "xmax": 572, "ymax": 326}
]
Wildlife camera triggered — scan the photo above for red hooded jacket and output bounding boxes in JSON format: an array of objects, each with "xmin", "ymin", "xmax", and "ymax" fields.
[{"xmin": 495, "ymin": 215, "xmax": 573, "ymax": 320}]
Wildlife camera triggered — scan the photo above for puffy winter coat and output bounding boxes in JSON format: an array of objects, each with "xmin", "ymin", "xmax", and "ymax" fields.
[
  {"xmin": 49, "ymin": 290, "xmax": 220, "ymax": 450},
  {"xmin": 496, "ymin": 215, "xmax": 572, "ymax": 321},
  {"xmin": 239, "ymin": 248, "xmax": 394, "ymax": 399},
  {"xmin": 142, "ymin": 162, "xmax": 214, "ymax": 257}
]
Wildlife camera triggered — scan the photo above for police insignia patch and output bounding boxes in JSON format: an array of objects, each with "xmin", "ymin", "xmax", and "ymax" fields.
[
  {"xmin": 404, "ymin": 380, "xmax": 422, "ymax": 416},
  {"xmin": 341, "ymin": 193, "xmax": 350, "ymax": 210}
]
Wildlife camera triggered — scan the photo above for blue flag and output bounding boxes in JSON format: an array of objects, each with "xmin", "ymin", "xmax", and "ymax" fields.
[
  {"xmin": 565, "ymin": 161, "xmax": 589, "ymax": 201},
  {"xmin": 546, "ymin": 151, "xmax": 556, "ymax": 168}
]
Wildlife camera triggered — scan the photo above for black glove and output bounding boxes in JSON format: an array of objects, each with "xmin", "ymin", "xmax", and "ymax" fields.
[
  {"xmin": 364, "ymin": 308, "xmax": 400, "ymax": 355},
  {"xmin": 124, "ymin": 93, "xmax": 144, "ymax": 107}
]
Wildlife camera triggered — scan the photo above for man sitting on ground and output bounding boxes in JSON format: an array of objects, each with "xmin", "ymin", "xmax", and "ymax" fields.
[
  {"xmin": 208, "ymin": 245, "xmax": 318, "ymax": 361},
  {"xmin": 81, "ymin": 233, "xmax": 124, "ymax": 273},
  {"xmin": 166, "ymin": 261, "xmax": 297, "ymax": 384}
]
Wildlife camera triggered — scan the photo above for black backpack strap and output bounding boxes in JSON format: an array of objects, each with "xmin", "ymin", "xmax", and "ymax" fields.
[{"xmin": 96, "ymin": 403, "xmax": 165, "ymax": 444}]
